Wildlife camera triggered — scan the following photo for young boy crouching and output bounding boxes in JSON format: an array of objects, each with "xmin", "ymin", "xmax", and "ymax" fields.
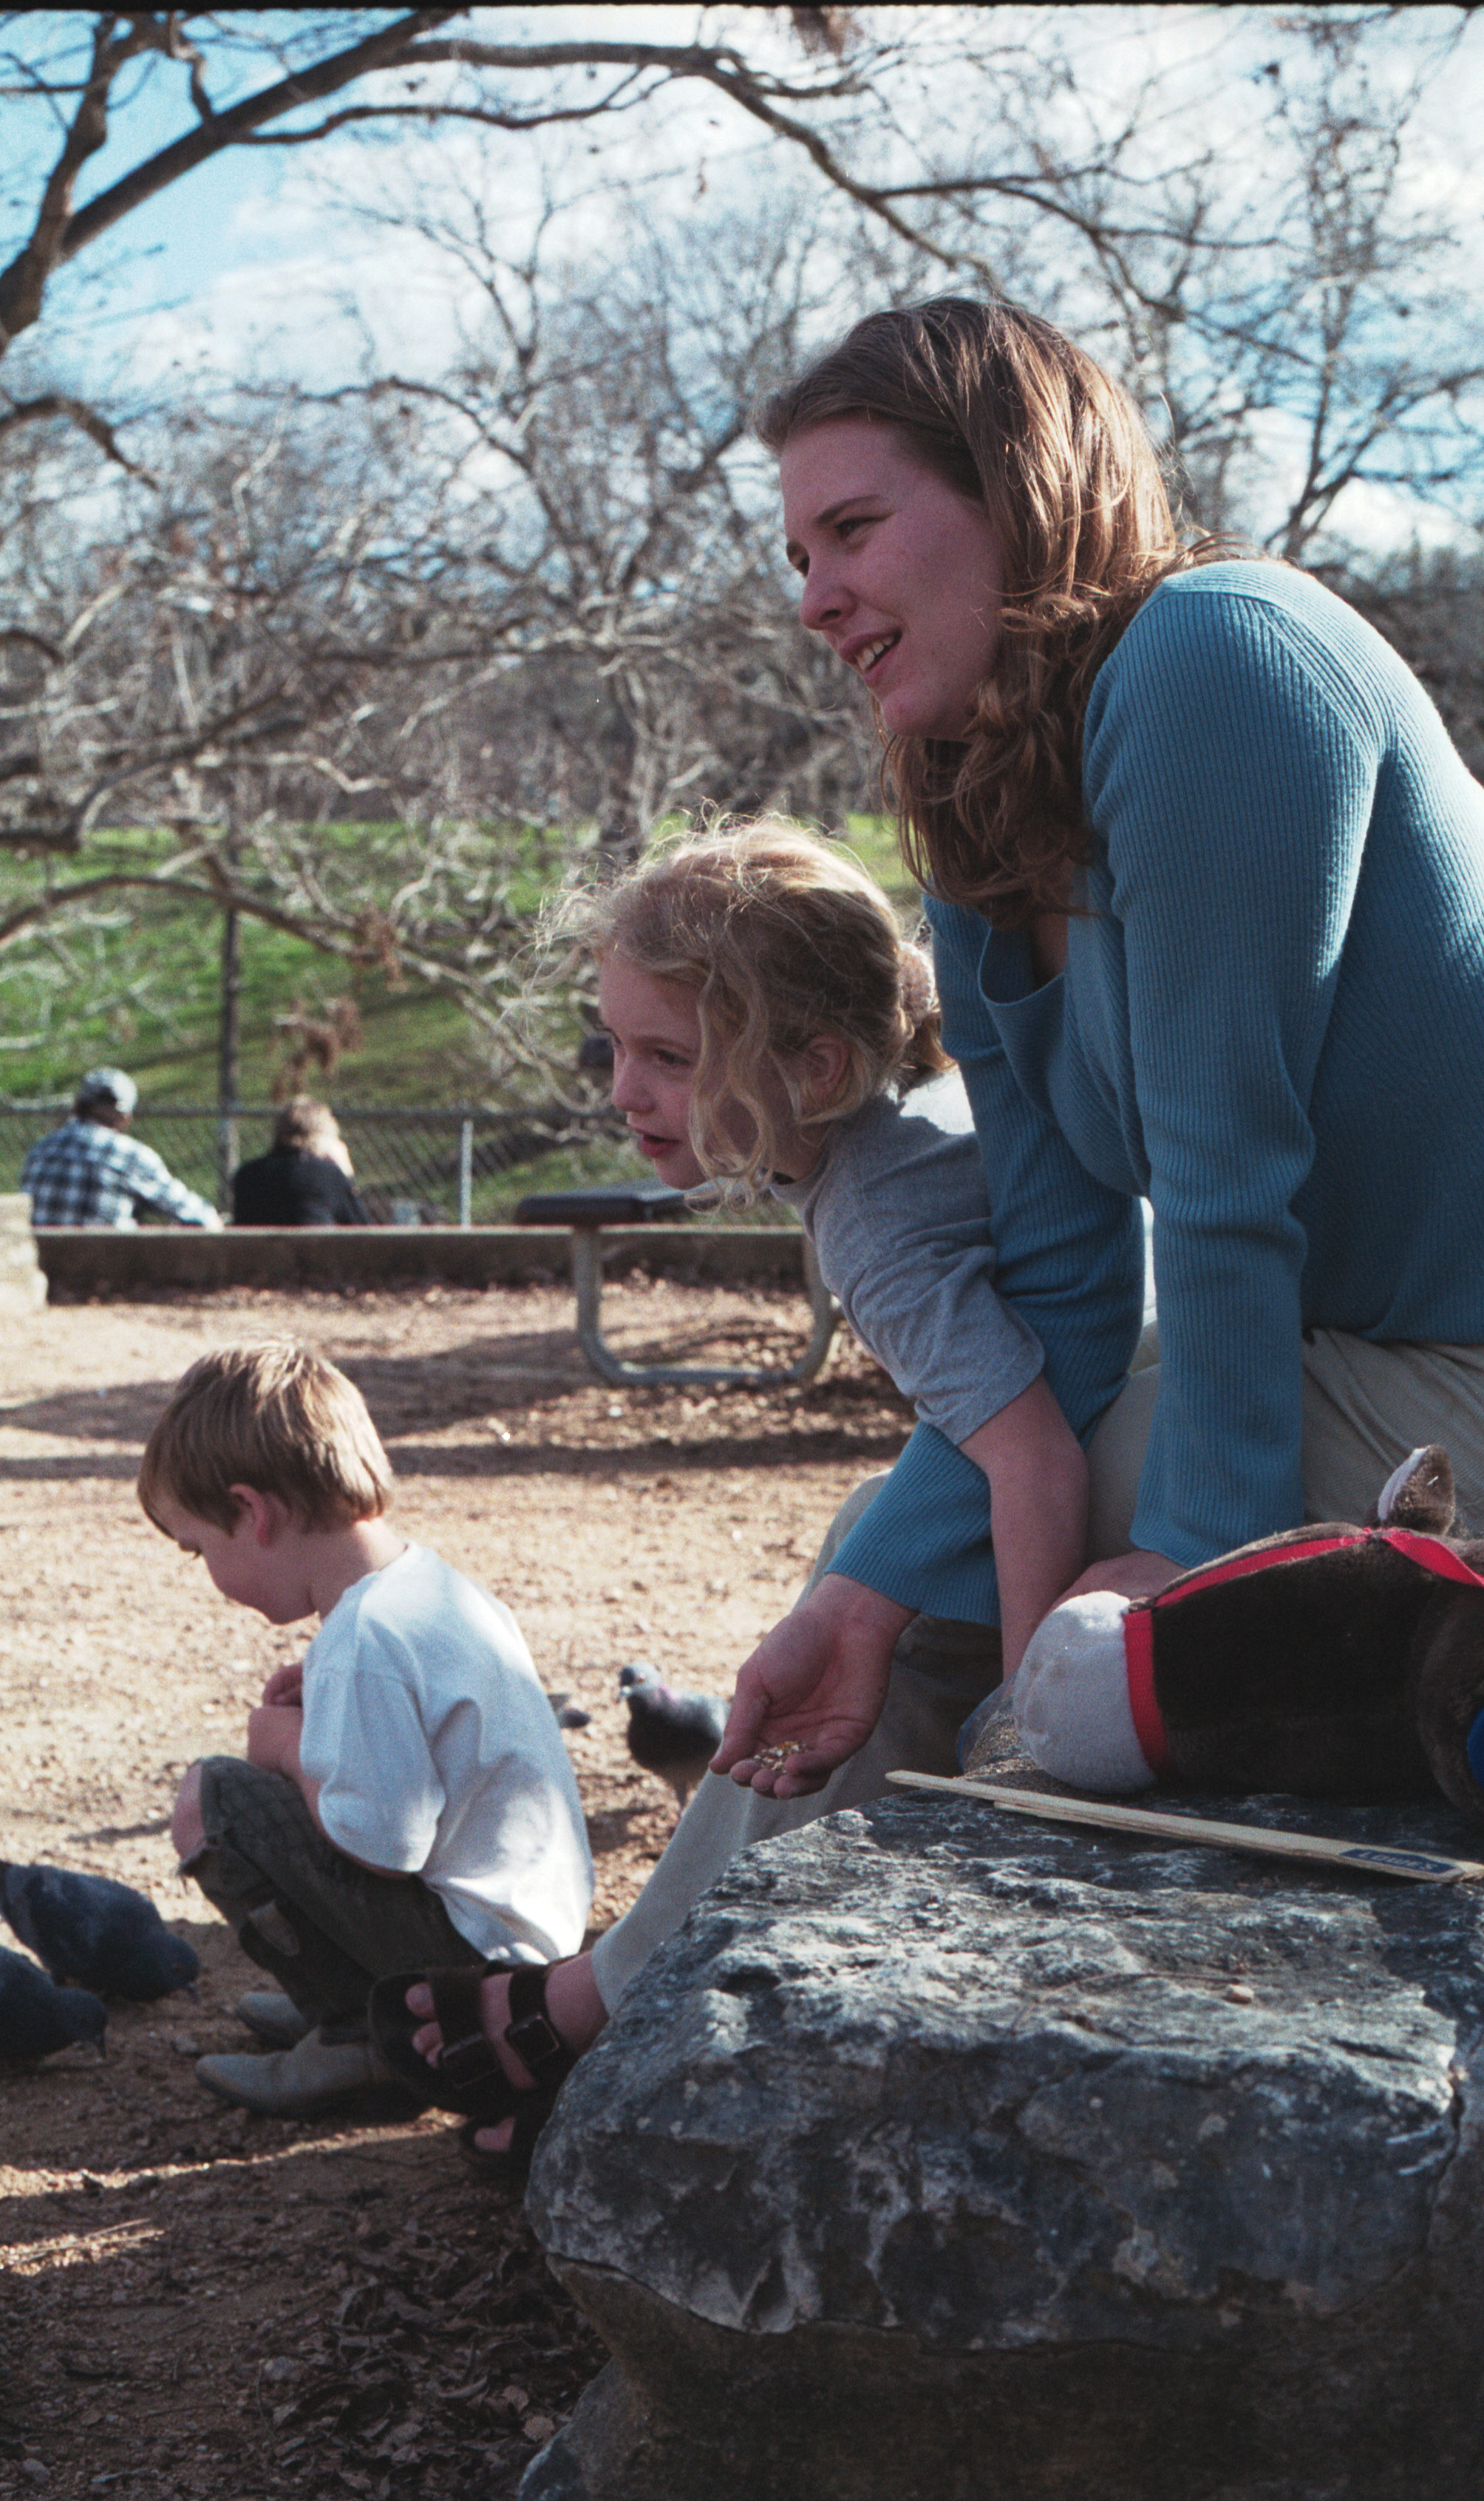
[{"xmin": 140, "ymin": 1340, "xmax": 593, "ymax": 2117}]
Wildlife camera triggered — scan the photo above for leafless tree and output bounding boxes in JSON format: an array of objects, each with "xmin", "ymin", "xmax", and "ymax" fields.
[
  {"xmin": 0, "ymin": 7, "xmax": 912, "ymax": 443},
  {"xmin": 0, "ymin": 191, "xmax": 882, "ymax": 1099},
  {"xmin": 6, "ymin": 8, "xmax": 1481, "ymax": 548},
  {"xmin": 1040, "ymin": 10, "xmax": 1484, "ymax": 560},
  {"xmin": 321, "ymin": 180, "xmax": 882, "ymax": 848},
  {"xmin": 4, "ymin": 7, "xmax": 1482, "ymax": 1105}
]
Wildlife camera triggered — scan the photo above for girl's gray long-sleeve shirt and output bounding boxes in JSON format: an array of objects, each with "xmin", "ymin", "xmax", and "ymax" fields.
[{"xmin": 770, "ymin": 1068, "xmax": 1042, "ymax": 1446}]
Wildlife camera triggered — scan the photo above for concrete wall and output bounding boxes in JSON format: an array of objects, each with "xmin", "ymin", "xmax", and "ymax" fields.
[{"xmin": 33, "ymin": 1224, "xmax": 808, "ymax": 1299}]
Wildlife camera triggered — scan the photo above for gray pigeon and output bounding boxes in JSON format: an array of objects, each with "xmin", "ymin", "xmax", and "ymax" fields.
[
  {"xmin": 0, "ymin": 1862, "xmax": 200, "ymax": 2001},
  {"xmin": 619, "ymin": 1660, "xmax": 726, "ymax": 1809},
  {"xmin": 0, "ymin": 1944, "xmax": 106, "ymax": 2062},
  {"xmin": 547, "ymin": 1691, "xmax": 593, "ymax": 1732}
]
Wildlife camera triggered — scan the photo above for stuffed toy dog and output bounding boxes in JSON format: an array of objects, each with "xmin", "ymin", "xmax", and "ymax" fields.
[{"xmin": 1006, "ymin": 1446, "xmax": 1484, "ymax": 1817}]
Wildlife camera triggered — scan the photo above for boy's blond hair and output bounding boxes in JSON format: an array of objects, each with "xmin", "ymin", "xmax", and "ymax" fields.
[
  {"xmin": 559, "ymin": 818, "xmax": 949, "ymax": 1202},
  {"xmin": 138, "ymin": 1341, "xmax": 392, "ymax": 1534}
]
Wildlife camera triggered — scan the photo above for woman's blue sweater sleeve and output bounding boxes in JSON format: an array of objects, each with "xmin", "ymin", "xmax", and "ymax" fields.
[
  {"xmin": 1084, "ymin": 587, "xmax": 1378, "ymax": 1559},
  {"xmin": 828, "ymin": 574, "xmax": 1392, "ymax": 1602},
  {"xmin": 823, "ymin": 1419, "xmax": 1001, "ymax": 1622},
  {"xmin": 825, "ymin": 899, "xmax": 1142, "ymax": 1619},
  {"xmin": 925, "ymin": 896, "xmax": 1145, "ymax": 1448}
]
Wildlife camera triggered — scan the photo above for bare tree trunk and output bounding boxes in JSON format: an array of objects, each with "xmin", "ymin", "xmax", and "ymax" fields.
[
  {"xmin": 596, "ymin": 707, "xmax": 641, "ymax": 861},
  {"xmin": 217, "ymin": 837, "xmax": 242, "ymax": 1211}
]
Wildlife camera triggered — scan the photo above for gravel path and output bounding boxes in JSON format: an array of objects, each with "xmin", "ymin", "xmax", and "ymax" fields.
[{"xmin": 0, "ymin": 1277, "xmax": 908, "ymax": 2500}]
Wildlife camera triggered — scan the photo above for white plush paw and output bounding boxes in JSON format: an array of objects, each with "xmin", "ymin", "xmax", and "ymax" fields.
[{"xmin": 1012, "ymin": 1591, "xmax": 1156, "ymax": 1793}]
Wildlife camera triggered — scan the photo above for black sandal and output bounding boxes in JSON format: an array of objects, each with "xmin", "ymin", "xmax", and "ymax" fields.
[{"xmin": 366, "ymin": 1961, "xmax": 577, "ymax": 2171}]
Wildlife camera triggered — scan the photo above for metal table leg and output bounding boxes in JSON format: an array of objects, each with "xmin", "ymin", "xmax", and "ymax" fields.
[{"xmin": 571, "ymin": 1228, "xmax": 840, "ymax": 1389}]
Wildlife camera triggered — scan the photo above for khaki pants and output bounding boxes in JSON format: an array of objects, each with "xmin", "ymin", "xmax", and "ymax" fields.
[
  {"xmin": 590, "ymin": 1328, "xmax": 1484, "ymax": 2012},
  {"xmin": 1087, "ymin": 1328, "xmax": 1484, "ymax": 1556}
]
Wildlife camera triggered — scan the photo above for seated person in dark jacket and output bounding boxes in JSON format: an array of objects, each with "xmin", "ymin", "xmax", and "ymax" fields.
[{"xmin": 231, "ymin": 1100, "xmax": 370, "ymax": 1226}]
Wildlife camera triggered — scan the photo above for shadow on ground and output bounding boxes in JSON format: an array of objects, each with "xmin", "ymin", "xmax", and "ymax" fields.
[{"xmin": 1, "ymin": 1916, "xmax": 603, "ymax": 2500}]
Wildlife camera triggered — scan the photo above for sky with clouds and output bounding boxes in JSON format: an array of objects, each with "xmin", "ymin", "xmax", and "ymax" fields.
[{"xmin": 7, "ymin": 5, "xmax": 1484, "ymax": 550}]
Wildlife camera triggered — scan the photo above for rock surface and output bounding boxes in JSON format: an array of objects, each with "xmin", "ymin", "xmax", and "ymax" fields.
[{"xmin": 523, "ymin": 1738, "xmax": 1484, "ymax": 2501}]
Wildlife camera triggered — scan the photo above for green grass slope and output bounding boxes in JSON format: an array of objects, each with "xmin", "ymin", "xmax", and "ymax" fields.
[{"xmin": 0, "ymin": 818, "xmax": 913, "ymax": 1214}]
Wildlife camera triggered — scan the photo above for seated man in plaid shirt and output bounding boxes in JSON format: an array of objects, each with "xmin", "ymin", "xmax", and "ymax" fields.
[{"xmin": 22, "ymin": 1068, "xmax": 222, "ymax": 1230}]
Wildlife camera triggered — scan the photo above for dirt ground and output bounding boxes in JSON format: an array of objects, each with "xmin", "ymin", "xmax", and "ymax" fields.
[{"xmin": 0, "ymin": 1275, "xmax": 911, "ymax": 2501}]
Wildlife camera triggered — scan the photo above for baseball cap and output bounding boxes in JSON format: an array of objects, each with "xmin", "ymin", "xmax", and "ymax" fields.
[{"xmin": 79, "ymin": 1066, "xmax": 139, "ymax": 1117}]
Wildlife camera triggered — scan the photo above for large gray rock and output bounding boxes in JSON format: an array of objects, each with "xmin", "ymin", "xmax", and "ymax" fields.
[{"xmin": 523, "ymin": 1758, "xmax": 1484, "ymax": 2501}]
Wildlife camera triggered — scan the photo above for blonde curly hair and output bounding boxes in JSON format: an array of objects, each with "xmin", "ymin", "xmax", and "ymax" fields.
[{"xmin": 559, "ymin": 819, "xmax": 949, "ymax": 1203}]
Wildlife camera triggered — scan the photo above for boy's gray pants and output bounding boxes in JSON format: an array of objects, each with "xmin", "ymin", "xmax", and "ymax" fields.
[{"xmin": 183, "ymin": 1757, "xmax": 482, "ymax": 2036}]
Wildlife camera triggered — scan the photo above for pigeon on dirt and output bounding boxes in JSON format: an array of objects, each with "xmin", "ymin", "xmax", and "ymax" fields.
[
  {"xmin": 0, "ymin": 1862, "xmax": 200, "ymax": 2001},
  {"xmin": 619, "ymin": 1661, "xmax": 726, "ymax": 1809},
  {"xmin": 0, "ymin": 1944, "xmax": 106, "ymax": 2063},
  {"xmin": 547, "ymin": 1692, "xmax": 592, "ymax": 1731}
]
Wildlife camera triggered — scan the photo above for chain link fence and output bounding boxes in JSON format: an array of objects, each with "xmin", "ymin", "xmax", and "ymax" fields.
[{"xmin": 0, "ymin": 1103, "xmax": 624, "ymax": 1226}]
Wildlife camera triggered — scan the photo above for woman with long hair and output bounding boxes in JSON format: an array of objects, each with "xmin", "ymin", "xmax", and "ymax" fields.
[
  {"xmin": 711, "ymin": 292, "xmax": 1484, "ymax": 1788},
  {"xmin": 395, "ymin": 296, "xmax": 1484, "ymax": 2148}
]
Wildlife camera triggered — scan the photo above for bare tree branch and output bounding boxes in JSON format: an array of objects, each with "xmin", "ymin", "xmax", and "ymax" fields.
[
  {"xmin": 230, "ymin": 77, "xmax": 654, "ymax": 147},
  {"xmin": 0, "ymin": 859, "xmax": 383, "ymax": 962},
  {"xmin": 3, "ymin": 10, "xmax": 1481, "ymax": 1099},
  {"xmin": 0, "ymin": 8, "xmax": 465, "ymax": 354},
  {"xmin": 0, "ymin": 629, "xmax": 61, "ymax": 665},
  {"xmin": 0, "ymin": 10, "xmax": 979, "ymax": 377},
  {"xmin": 0, "ymin": 387, "xmax": 157, "ymax": 479}
]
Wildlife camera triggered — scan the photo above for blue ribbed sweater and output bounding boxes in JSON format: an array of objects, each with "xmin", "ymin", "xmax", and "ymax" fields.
[{"xmin": 828, "ymin": 560, "xmax": 1484, "ymax": 1622}]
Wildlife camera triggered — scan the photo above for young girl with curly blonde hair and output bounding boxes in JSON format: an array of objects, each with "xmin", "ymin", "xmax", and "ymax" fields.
[
  {"xmin": 575, "ymin": 818, "xmax": 1087, "ymax": 1687},
  {"xmin": 381, "ymin": 817, "xmax": 1088, "ymax": 2160}
]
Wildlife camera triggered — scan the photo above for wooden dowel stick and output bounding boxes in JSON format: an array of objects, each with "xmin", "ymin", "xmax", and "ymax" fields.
[{"xmin": 885, "ymin": 1770, "xmax": 1484, "ymax": 1884}]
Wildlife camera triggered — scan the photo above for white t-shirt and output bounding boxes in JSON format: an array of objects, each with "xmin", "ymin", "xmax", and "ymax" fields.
[{"xmin": 298, "ymin": 1543, "xmax": 593, "ymax": 1964}]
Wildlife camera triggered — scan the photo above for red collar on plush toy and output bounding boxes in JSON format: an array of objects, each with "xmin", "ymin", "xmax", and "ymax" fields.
[
  {"xmin": 1006, "ymin": 1444, "xmax": 1484, "ymax": 1813},
  {"xmin": 1123, "ymin": 1525, "xmax": 1484, "ymax": 1778},
  {"xmin": 1138, "ymin": 1527, "xmax": 1484, "ymax": 1607}
]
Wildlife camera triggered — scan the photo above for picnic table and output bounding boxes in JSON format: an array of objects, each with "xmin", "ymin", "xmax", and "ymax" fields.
[{"xmin": 513, "ymin": 1182, "xmax": 839, "ymax": 1389}]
